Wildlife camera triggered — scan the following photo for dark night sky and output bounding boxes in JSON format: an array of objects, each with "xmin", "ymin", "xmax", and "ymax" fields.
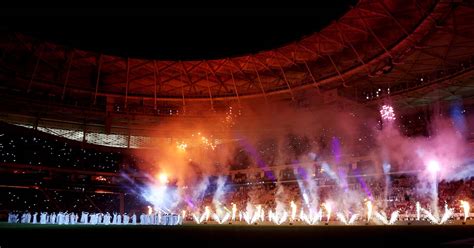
[{"xmin": 1, "ymin": 5, "xmax": 357, "ymax": 60}]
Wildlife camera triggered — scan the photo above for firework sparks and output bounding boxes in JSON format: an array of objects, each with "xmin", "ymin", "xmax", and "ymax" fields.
[
  {"xmin": 199, "ymin": 134, "xmax": 217, "ymax": 150},
  {"xmin": 380, "ymin": 105, "xmax": 396, "ymax": 121},
  {"xmin": 223, "ymin": 106, "xmax": 242, "ymax": 128},
  {"xmin": 176, "ymin": 142, "xmax": 188, "ymax": 152}
]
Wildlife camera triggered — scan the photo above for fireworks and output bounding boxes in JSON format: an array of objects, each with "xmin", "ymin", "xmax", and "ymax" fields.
[
  {"xmin": 380, "ymin": 105, "xmax": 396, "ymax": 121},
  {"xmin": 200, "ymin": 135, "xmax": 217, "ymax": 150}
]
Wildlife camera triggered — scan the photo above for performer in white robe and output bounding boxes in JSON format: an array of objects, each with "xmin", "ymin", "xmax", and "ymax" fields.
[
  {"xmin": 94, "ymin": 213, "xmax": 99, "ymax": 225},
  {"xmin": 81, "ymin": 212, "xmax": 89, "ymax": 224},
  {"xmin": 63, "ymin": 213, "xmax": 69, "ymax": 225},
  {"xmin": 139, "ymin": 214, "xmax": 143, "ymax": 224},
  {"xmin": 21, "ymin": 212, "xmax": 26, "ymax": 223},
  {"xmin": 23, "ymin": 213, "xmax": 28, "ymax": 223},
  {"xmin": 154, "ymin": 214, "xmax": 159, "ymax": 225},
  {"xmin": 104, "ymin": 213, "xmax": 111, "ymax": 225},
  {"xmin": 117, "ymin": 213, "xmax": 122, "ymax": 224},
  {"xmin": 39, "ymin": 212, "xmax": 45, "ymax": 224},
  {"xmin": 50, "ymin": 212, "xmax": 57, "ymax": 224},
  {"xmin": 32, "ymin": 212, "xmax": 38, "ymax": 224},
  {"xmin": 89, "ymin": 213, "xmax": 95, "ymax": 225},
  {"xmin": 69, "ymin": 213, "xmax": 75, "ymax": 224},
  {"xmin": 98, "ymin": 213, "xmax": 103, "ymax": 225},
  {"xmin": 8, "ymin": 212, "xmax": 14, "ymax": 223},
  {"xmin": 112, "ymin": 213, "xmax": 117, "ymax": 225},
  {"xmin": 123, "ymin": 213, "xmax": 129, "ymax": 224},
  {"xmin": 148, "ymin": 214, "xmax": 153, "ymax": 225},
  {"xmin": 131, "ymin": 213, "xmax": 137, "ymax": 224},
  {"xmin": 58, "ymin": 212, "xmax": 64, "ymax": 225}
]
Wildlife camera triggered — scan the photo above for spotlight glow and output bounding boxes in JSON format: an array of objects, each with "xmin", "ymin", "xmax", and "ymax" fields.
[
  {"xmin": 427, "ymin": 160, "xmax": 441, "ymax": 174},
  {"xmin": 147, "ymin": 206, "xmax": 152, "ymax": 215},
  {"xmin": 157, "ymin": 173, "xmax": 169, "ymax": 184}
]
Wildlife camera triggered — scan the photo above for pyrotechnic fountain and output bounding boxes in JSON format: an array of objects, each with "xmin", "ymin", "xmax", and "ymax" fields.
[
  {"xmin": 460, "ymin": 200, "xmax": 470, "ymax": 222},
  {"xmin": 416, "ymin": 202, "xmax": 421, "ymax": 221},
  {"xmin": 269, "ymin": 210, "xmax": 288, "ymax": 225},
  {"xmin": 374, "ymin": 211, "xmax": 399, "ymax": 225},
  {"xmin": 212, "ymin": 212, "xmax": 230, "ymax": 224},
  {"xmin": 300, "ymin": 208, "xmax": 322, "ymax": 225},
  {"xmin": 323, "ymin": 202, "xmax": 332, "ymax": 223},
  {"xmin": 231, "ymin": 203, "xmax": 237, "ymax": 222},
  {"xmin": 427, "ymin": 159, "xmax": 441, "ymax": 219},
  {"xmin": 366, "ymin": 201, "xmax": 373, "ymax": 223},
  {"xmin": 420, "ymin": 203, "xmax": 453, "ymax": 224},
  {"xmin": 290, "ymin": 201, "xmax": 297, "ymax": 222},
  {"xmin": 336, "ymin": 212, "xmax": 358, "ymax": 225},
  {"xmin": 240, "ymin": 204, "xmax": 262, "ymax": 225},
  {"xmin": 192, "ymin": 206, "xmax": 211, "ymax": 224}
]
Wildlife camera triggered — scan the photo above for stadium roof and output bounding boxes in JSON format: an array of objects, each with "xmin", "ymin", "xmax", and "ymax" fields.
[{"xmin": 1, "ymin": 1, "xmax": 474, "ymax": 137}]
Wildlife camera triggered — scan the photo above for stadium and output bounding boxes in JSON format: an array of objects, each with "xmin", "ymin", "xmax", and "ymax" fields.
[{"xmin": 1, "ymin": 2, "xmax": 474, "ymax": 247}]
